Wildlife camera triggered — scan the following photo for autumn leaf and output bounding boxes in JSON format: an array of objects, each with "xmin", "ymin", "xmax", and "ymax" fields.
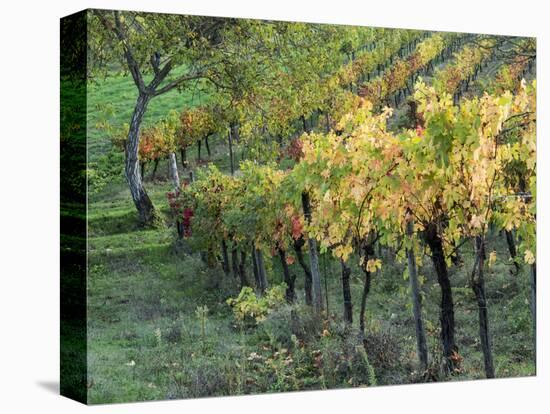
[
  {"xmin": 524, "ymin": 250, "xmax": 535, "ymax": 265},
  {"xmin": 366, "ymin": 258, "xmax": 382, "ymax": 273},
  {"xmin": 488, "ymin": 251, "xmax": 497, "ymax": 267}
]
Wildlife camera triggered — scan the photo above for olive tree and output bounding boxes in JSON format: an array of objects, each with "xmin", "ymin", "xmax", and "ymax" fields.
[{"xmin": 89, "ymin": 10, "xmax": 248, "ymax": 224}]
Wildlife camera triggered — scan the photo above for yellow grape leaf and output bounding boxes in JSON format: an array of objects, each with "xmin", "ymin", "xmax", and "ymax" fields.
[
  {"xmin": 333, "ymin": 243, "xmax": 353, "ymax": 261},
  {"xmin": 524, "ymin": 250, "xmax": 535, "ymax": 265},
  {"xmin": 367, "ymin": 258, "xmax": 382, "ymax": 273},
  {"xmin": 488, "ymin": 251, "xmax": 497, "ymax": 267},
  {"xmin": 470, "ymin": 215, "xmax": 483, "ymax": 229}
]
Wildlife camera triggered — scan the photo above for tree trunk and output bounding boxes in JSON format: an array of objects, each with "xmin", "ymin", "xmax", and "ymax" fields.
[
  {"xmin": 278, "ymin": 248, "xmax": 296, "ymax": 303},
  {"xmin": 221, "ymin": 240, "xmax": 230, "ymax": 276},
  {"xmin": 293, "ymin": 237, "xmax": 312, "ymax": 306},
  {"xmin": 323, "ymin": 253, "xmax": 330, "ymax": 314},
  {"xmin": 197, "ymin": 139, "xmax": 202, "ymax": 161},
  {"xmin": 231, "ymin": 247, "xmax": 239, "ymax": 280},
  {"xmin": 176, "ymin": 220, "xmax": 184, "ymax": 239},
  {"xmin": 359, "ymin": 261, "xmax": 372, "ymax": 337},
  {"xmin": 228, "ymin": 130, "xmax": 235, "ymax": 176},
  {"xmin": 340, "ymin": 259, "xmax": 353, "ymax": 324},
  {"xmin": 205, "ymin": 135, "xmax": 211, "ymax": 157},
  {"xmin": 472, "ymin": 236, "xmax": 495, "ymax": 378},
  {"xmin": 125, "ymin": 92, "xmax": 156, "ymax": 225},
  {"xmin": 199, "ymin": 250, "xmax": 208, "ymax": 265},
  {"xmin": 230, "ymin": 122, "xmax": 240, "ymax": 143},
  {"xmin": 180, "ymin": 148, "xmax": 187, "ymax": 169},
  {"xmin": 505, "ymin": 230, "xmax": 520, "ymax": 275},
  {"xmin": 530, "ymin": 262, "xmax": 537, "ymax": 358},
  {"xmin": 301, "ymin": 115, "xmax": 309, "ymax": 133},
  {"xmin": 252, "ymin": 246, "xmax": 260, "ymax": 288},
  {"xmin": 424, "ymin": 223, "xmax": 457, "ymax": 372},
  {"xmin": 255, "ymin": 248, "xmax": 268, "ymax": 293},
  {"xmin": 238, "ymin": 250, "xmax": 249, "ymax": 289},
  {"xmin": 151, "ymin": 158, "xmax": 159, "ymax": 180},
  {"xmin": 168, "ymin": 152, "xmax": 180, "ymax": 192},
  {"xmin": 406, "ymin": 216, "xmax": 428, "ymax": 371},
  {"xmin": 301, "ymin": 192, "xmax": 323, "ymax": 314},
  {"xmin": 303, "ymin": 237, "xmax": 321, "ymax": 313}
]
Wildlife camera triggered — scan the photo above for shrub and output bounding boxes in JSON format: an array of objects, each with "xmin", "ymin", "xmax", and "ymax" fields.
[
  {"xmin": 260, "ymin": 304, "xmax": 318, "ymax": 348},
  {"xmin": 312, "ymin": 332, "xmax": 379, "ymax": 388},
  {"xmin": 363, "ymin": 328, "xmax": 414, "ymax": 385},
  {"xmin": 226, "ymin": 284, "xmax": 286, "ymax": 327},
  {"xmin": 167, "ymin": 355, "xmax": 236, "ymax": 398}
]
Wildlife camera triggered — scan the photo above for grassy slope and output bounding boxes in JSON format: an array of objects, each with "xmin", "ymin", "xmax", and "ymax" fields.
[
  {"xmin": 87, "ymin": 69, "xmax": 210, "ymax": 163},
  {"xmin": 86, "ymin": 73, "xmax": 535, "ymax": 404}
]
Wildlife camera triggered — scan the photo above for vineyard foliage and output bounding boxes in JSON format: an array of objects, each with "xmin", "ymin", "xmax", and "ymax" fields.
[
  {"xmin": 172, "ymin": 80, "xmax": 536, "ymax": 270},
  {"xmin": 85, "ymin": 14, "xmax": 537, "ymax": 402}
]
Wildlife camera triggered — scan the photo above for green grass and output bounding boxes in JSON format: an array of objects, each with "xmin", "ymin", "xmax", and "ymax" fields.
[
  {"xmin": 87, "ymin": 68, "xmax": 211, "ymax": 161},
  {"xmin": 84, "ymin": 71, "xmax": 535, "ymax": 404}
]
